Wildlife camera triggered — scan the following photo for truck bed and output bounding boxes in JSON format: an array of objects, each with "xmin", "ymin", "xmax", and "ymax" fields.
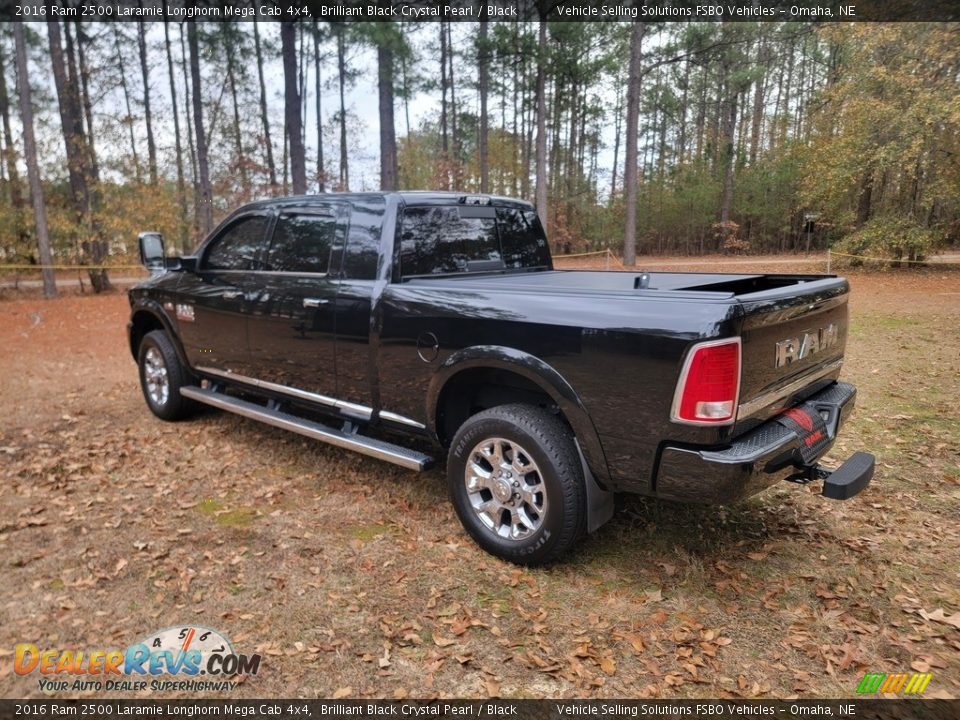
[
  {"xmin": 401, "ymin": 269, "xmax": 851, "ymax": 430},
  {"xmin": 405, "ymin": 270, "xmax": 836, "ymax": 298}
]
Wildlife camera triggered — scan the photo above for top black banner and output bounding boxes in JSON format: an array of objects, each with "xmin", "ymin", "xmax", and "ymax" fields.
[{"xmin": 3, "ymin": 0, "xmax": 960, "ymax": 22}]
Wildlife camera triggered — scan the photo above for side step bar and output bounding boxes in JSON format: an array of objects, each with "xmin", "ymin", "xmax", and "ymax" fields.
[{"xmin": 180, "ymin": 386, "xmax": 434, "ymax": 472}]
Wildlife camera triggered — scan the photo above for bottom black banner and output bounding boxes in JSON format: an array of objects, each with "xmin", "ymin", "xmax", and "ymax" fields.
[{"xmin": 0, "ymin": 699, "xmax": 957, "ymax": 720}]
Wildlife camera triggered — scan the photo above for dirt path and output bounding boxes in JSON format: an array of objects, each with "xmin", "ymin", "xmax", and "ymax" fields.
[{"xmin": 1, "ymin": 269, "xmax": 958, "ymax": 700}]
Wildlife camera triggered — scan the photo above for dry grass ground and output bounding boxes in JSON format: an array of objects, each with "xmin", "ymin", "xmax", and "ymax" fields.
[{"xmin": 1, "ymin": 260, "xmax": 958, "ymax": 700}]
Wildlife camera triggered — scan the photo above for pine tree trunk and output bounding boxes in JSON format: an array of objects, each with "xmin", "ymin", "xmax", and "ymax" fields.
[
  {"xmin": 162, "ymin": 9, "xmax": 188, "ymax": 250},
  {"xmin": 336, "ymin": 26, "xmax": 349, "ymax": 191},
  {"xmin": 549, "ymin": 67, "xmax": 562, "ymax": 204},
  {"xmin": 534, "ymin": 18, "xmax": 548, "ymax": 230},
  {"xmin": 223, "ymin": 25, "xmax": 248, "ymax": 192},
  {"xmin": 401, "ymin": 50, "xmax": 411, "ymax": 137},
  {"xmin": 610, "ymin": 77, "xmax": 623, "ymax": 200},
  {"xmin": 677, "ymin": 56, "xmax": 690, "ymax": 164},
  {"xmin": 694, "ymin": 65, "xmax": 707, "ymax": 164},
  {"xmin": 187, "ymin": 20, "xmax": 213, "ymax": 234},
  {"xmin": 447, "ymin": 22, "xmax": 460, "ymax": 187},
  {"xmin": 137, "ymin": 19, "xmax": 158, "ymax": 184},
  {"xmin": 299, "ymin": 23, "xmax": 307, "ymax": 153},
  {"xmin": 113, "ymin": 27, "xmax": 141, "ymax": 183},
  {"xmin": 282, "ymin": 22, "xmax": 307, "ymax": 195},
  {"xmin": 14, "ymin": 22, "xmax": 56, "ymax": 299},
  {"xmin": 0, "ymin": 41, "xmax": 25, "ymax": 216},
  {"xmin": 622, "ymin": 22, "xmax": 645, "ymax": 266},
  {"xmin": 719, "ymin": 76, "xmax": 738, "ymax": 225},
  {"xmin": 565, "ymin": 73, "xmax": 578, "ymax": 226},
  {"xmin": 179, "ymin": 25, "xmax": 199, "ymax": 237},
  {"xmin": 478, "ymin": 20, "xmax": 490, "ymax": 194},
  {"xmin": 313, "ymin": 22, "xmax": 325, "ymax": 192},
  {"xmin": 779, "ymin": 37, "xmax": 795, "ymax": 147},
  {"xmin": 74, "ymin": 22, "xmax": 100, "ymax": 186},
  {"xmin": 67, "ymin": 21, "xmax": 108, "ymax": 290},
  {"xmin": 252, "ymin": 7, "xmax": 277, "ymax": 190},
  {"xmin": 510, "ymin": 27, "xmax": 519, "ymax": 196},
  {"xmin": 520, "ymin": 31, "xmax": 531, "ymax": 201},
  {"xmin": 282, "ymin": 121, "xmax": 289, "ymax": 195},
  {"xmin": 749, "ymin": 38, "xmax": 768, "ymax": 165},
  {"xmin": 856, "ymin": 168, "xmax": 874, "ymax": 227},
  {"xmin": 378, "ymin": 39, "xmax": 397, "ymax": 191},
  {"xmin": 439, "ymin": 22, "xmax": 449, "ymax": 186},
  {"xmin": 50, "ymin": 19, "xmax": 109, "ymax": 292}
]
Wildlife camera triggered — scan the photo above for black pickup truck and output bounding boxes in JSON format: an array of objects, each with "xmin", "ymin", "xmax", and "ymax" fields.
[{"xmin": 128, "ymin": 192, "xmax": 874, "ymax": 564}]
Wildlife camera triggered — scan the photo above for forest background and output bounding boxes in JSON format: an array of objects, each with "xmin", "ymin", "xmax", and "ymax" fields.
[{"xmin": 2, "ymin": 17, "xmax": 958, "ymax": 294}]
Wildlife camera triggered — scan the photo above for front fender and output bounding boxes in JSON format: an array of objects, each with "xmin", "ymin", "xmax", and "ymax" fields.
[
  {"xmin": 128, "ymin": 299, "xmax": 190, "ymax": 369},
  {"xmin": 426, "ymin": 345, "xmax": 611, "ymax": 485}
]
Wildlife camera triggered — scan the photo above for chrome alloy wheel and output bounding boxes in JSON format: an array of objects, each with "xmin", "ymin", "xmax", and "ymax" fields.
[
  {"xmin": 464, "ymin": 437, "xmax": 547, "ymax": 540},
  {"xmin": 143, "ymin": 346, "xmax": 170, "ymax": 407}
]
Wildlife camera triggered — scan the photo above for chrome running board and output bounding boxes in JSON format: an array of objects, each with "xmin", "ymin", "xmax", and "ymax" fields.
[{"xmin": 180, "ymin": 386, "xmax": 434, "ymax": 472}]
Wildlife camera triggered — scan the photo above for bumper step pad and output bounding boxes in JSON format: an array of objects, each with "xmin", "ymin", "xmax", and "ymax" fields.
[{"xmin": 821, "ymin": 451, "xmax": 875, "ymax": 500}]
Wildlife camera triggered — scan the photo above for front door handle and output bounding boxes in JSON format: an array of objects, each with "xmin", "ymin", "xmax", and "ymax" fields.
[
  {"xmin": 221, "ymin": 289, "xmax": 243, "ymax": 299},
  {"xmin": 303, "ymin": 297, "xmax": 329, "ymax": 308}
]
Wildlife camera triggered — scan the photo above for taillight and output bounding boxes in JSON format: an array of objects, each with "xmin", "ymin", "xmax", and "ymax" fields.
[{"xmin": 671, "ymin": 338, "xmax": 741, "ymax": 425}]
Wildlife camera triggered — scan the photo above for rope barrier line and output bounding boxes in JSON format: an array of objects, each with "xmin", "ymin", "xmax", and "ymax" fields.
[
  {"xmin": 554, "ymin": 248, "xmax": 625, "ymax": 269},
  {"xmin": 0, "ymin": 264, "xmax": 146, "ymax": 270},
  {"xmin": 552, "ymin": 249, "xmax": 611, "ymax": 259}
]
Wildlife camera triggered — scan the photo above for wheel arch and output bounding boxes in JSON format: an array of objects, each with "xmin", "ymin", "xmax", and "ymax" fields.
[
  {"xmin": 427, "ymin": 345, "xmax": 611, "ymax": 485},
  {"xmin": 128, "ymin": 303, "xmax": 189, "ymax": 369}
]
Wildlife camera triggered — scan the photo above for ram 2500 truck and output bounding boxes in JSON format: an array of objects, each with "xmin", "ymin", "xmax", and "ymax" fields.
[{"xmin": 128, "ymin": 192, "xmax": 874, "ymax": 564}]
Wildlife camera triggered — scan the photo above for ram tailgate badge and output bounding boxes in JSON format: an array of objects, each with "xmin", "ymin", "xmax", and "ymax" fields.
[{"xmin": 775, "ymin": 324, "xmax": 838, "ymax": 367}]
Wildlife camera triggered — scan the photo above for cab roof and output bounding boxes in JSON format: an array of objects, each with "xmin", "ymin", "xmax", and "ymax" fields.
[{"xmin": 237, "ymin": 191, "xmax": 535, "ymax": 213}]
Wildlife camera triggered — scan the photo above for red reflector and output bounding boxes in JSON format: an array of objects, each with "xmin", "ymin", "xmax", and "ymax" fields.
[
  {"xmin": 784, "ymin": 407, "xmax": 814, "ymax": 432},
  {"xmin": 672, "ymin": 339, "xmax": 741, "ymax": 425}
]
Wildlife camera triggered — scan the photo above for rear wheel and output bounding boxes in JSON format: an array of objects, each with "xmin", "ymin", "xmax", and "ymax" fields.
[
  {"xmin": 137, "ymin": 330, "xmax": 197, "ymax": 421},
  {"xmin": 447, "ymin": 404, "xmax": 586, "ymax": 565}
]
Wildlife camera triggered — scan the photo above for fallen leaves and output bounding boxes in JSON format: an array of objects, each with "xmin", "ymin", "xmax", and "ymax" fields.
[
  {"xmin": 2, "ymin": 289, "xmax": 959, "ymax": 702},
  {"xmin": 432, "ymin": 634, "xmax": 457, "ymax": 648},
  {"xmin": 378, "ymin": 643, "xmax": 391, "ymax": 669},
  {"xmin": 598, "ymin": 657, "xmax": 616, "ymax": 675},
  {"xmin": 918, "ymin": 608, "xmax": 960, "ymax": 630}
]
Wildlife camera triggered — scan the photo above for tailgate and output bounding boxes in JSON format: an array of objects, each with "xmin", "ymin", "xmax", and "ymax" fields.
[{"xmin": 735, "ymin": 277, "xmax": 849, "ymax": 424}]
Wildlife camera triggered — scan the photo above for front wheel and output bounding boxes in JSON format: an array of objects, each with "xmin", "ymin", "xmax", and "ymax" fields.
[
  {"xmin": 137, "ymin": 330, "xmax": 198, "ymax": 421},
  {"xmin": 447, "ymin": 404, "xmax": 587, "ymax": 565}
]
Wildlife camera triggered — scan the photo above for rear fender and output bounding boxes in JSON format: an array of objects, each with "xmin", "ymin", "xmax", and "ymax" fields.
[{"xmin": 427, "ymin": 345, "xmax": 611, "ymax": 485}]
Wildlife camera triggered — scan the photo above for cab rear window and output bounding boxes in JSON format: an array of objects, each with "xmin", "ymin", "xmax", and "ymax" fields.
[{"xmin": 400, "ymin": 206, "xmax": 549, "ymax": 277}]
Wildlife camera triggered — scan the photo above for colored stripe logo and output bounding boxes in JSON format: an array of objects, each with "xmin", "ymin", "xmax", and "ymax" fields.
[{"xmin": 856, "ymin": 672, "xmax": 932, "ymax": 695}]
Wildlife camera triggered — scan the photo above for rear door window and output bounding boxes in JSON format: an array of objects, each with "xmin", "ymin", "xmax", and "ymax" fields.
[{"xmin": 265, "ymin": 213, "xmax": 337, "ymax": 274}]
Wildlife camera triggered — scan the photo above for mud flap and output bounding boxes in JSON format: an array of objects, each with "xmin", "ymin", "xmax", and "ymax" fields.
[{"xmin": 576, "ymin": 440, "xmax": 614, "ymax": 533}]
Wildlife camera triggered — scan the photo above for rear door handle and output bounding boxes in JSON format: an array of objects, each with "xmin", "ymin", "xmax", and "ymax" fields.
[
  {"xmin": 303, "ymin": 297, "xmax": 329, "ymax": 308},
  {"xmin": 221, "ymin": 289, "xmax": 243, "ymax": 299}
]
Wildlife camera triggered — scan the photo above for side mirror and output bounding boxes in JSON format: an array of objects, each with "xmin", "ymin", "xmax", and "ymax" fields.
[{"xmin": 138, "ymin": 231, "xmax": 165, "ymax": 270}]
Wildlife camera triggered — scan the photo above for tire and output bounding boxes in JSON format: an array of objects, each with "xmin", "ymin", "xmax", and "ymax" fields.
[
  {"xmin": 447, "ymin": 404, "xmax": 587, "ymax": 565},
  {"xmin": 137, "ymin": 330, "xmax": 198, "ymax": 421}
]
